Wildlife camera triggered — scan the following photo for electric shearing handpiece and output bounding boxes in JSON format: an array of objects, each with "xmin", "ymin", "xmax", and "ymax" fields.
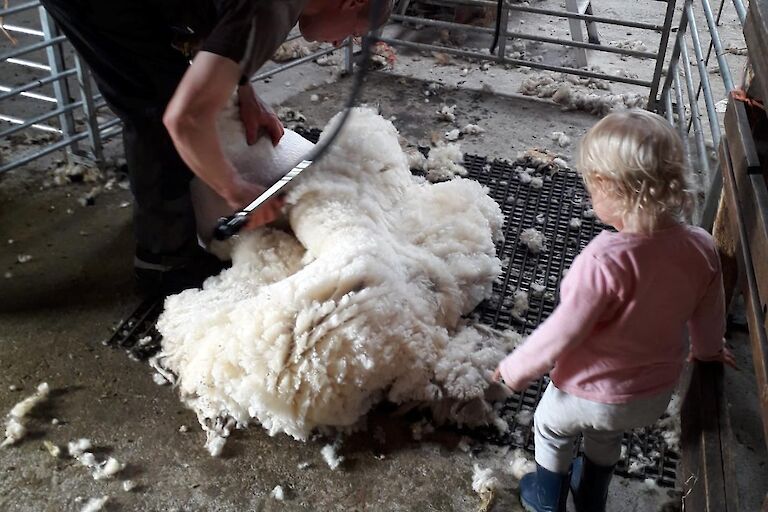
[{"xmin": 213, "ymin": 159, "xmax": 312, "ymax": 241}]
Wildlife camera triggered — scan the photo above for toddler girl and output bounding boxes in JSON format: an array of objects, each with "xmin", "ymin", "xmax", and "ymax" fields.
[{"xmin": 494, "ymin": 110, "xmax": 736, "ymax": 512}]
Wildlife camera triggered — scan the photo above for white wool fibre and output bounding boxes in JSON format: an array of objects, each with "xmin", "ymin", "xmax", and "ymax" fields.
[
  {"xmin": 1, "ymin": 382, "xmax": 50, "ymax": 447},
  {"xmin": 461, "ymin": 124, "xmax": 485, "ymax": 135},
  {"xmin": 425, "ymin": 142, "xmax": 467, "ymax": 182},
  {"xmin": 321, "ymin": 443, "xmax": 344, "ymax": 470},
  {"xmin": 520, "ymin": 228, "xmax": 546, "ymax": 253},
  {"xmin": 472, "ymin": 464, "xmax": 500, "ymax": 512},
  {"xmin": 270, "ymin": 485, "xmax": 286, "ymax": 500},
  {"xmin": 437, "ymin": 104, "xmax": 456, "ymax": 122},
  {"xmin": 444, "ymin": 128, "xmax": 460, "ymax": 141},
  {"xmin": 472, "ymin": 464, "xmax": 500, "ymax": 494},
  {"xmin": 519, "ymin": 72, "xmax": 646, "ymax": 117},
  {"xmin": 157, "ymin": 108, "xmax": 506, "ymax": 445},
  {"xmin": 80, "ymin": 496, "xmax": 109, "ymax": 512},
  {"xmin": 508, "ymin": 448, "xmax": 536, "ymax": 480}
]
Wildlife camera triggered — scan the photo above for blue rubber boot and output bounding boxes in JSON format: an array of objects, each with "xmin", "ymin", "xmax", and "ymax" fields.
[
  {"xmin": 519, "ymin": 463, "xmax": 570, "ymax": 512},
  {"xmin": 570, "ymin": 455, "xmax": 615, "ymax": 512}
]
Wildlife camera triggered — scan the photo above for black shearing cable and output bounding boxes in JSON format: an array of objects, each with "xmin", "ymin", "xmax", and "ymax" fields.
[{"xmin": 489, "ymin": 0, "xmax": 504, "ymax": 54}]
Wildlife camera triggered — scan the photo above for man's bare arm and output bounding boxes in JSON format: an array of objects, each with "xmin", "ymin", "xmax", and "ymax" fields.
[{"xmin": 163, "ymin": 51, "xmax": 259, "ymax": 209}]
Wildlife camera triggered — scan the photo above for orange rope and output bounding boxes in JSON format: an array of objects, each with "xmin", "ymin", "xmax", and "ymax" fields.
[
  {"xmin": 1, "ymin": 0, "xmax": 18, "ymax": 45},
  {"xmin": 731, "ymin": 89, "xmax": 765, "ymax": 111}
]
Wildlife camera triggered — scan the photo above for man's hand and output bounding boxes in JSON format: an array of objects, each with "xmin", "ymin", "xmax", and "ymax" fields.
[
  {"xmin": 164, "ymin": 52, "xmax": 286, "ymax": 228},
  {"xmin": 237, "ymin": 84, "xmax": 284, "ymax": 146},
  {"xmin": 225, "ymin": 177, "xmax": 285, "ymax": 229}
]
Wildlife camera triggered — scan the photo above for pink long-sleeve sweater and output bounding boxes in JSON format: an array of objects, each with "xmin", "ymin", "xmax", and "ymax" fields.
[{"xmin": 498, "ymin": 223, "xmax": 726, "ymax": 404}]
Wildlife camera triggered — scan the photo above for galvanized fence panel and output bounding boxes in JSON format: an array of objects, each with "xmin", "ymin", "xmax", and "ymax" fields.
[
  {"xmin": 382, "ymin": 0, "xmax": 675, "ymax": 92},
  {"xmin": 656, "ymin": 0, "xmax": 748, "ymax": 231},
  {"xmin": 0, "ymin": 1, "xmax": 120, "ymax": 174}
]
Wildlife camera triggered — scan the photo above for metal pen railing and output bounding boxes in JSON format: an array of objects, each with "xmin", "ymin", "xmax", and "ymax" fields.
[
  {"xmin": 656, "ymin": 0, "xmax": 746, "ymax": 231},
  {"xmin": 386, "ymin": 0, "xmax": 675, "ymax": 100},
  {"xmin": 0, "ymin": 4, "xmax": 355, "ymax": 175},
  {"xmin": 0, "ymin": 1, "xmax": 119, "ymax": 174}
]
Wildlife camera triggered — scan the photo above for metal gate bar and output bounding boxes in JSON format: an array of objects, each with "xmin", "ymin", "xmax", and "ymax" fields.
[
  {"xmin": 385, "ymin": 0, "xmax": 675, "ymax": 98},
  {"xmin": 0, "ymin": 0, "xmax": 119, "ymax": 174},
  {"xmin": 389, "ymin": 14, "xmax": 658, "ymax": 59},
  {"xmin": 656, "ymin": 0, "xmax": 745, "ymax": 231},
  {"xmin": 376, "ymin": 35, "xmax": 653, "ymax": 87}
]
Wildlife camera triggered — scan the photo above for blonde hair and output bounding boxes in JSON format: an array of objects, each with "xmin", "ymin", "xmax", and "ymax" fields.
[{"xmin": 577, "ymin": 109, "xmax": 694, "ymax": 233}]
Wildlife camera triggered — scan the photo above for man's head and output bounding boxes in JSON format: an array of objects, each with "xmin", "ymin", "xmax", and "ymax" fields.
[{"xmin": 299, "ymin": 0, "xmax": 392, "ymax": 45}]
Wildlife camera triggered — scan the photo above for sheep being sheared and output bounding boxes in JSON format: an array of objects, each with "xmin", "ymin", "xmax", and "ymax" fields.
[{"xmin": 157, "ymin": 108, "xmax": 515, "ymax": 454}]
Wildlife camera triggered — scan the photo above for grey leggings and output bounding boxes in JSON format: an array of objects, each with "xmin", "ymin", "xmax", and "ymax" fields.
[{"xmin": 533, "ymin": 382, "xmax": 673, "ymax": 473}]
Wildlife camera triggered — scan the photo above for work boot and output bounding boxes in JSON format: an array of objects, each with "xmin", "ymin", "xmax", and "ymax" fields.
[
  {"xmin": 570, "ymin": 455, "xmax": 615, "ymax": 512},
  {"xmin": 519, "ymin": 463, "xmax": 570, "ymax": 512},
  {"xmin": 134, "ymin": 245, "xmax": 227, "ymax": 297}
]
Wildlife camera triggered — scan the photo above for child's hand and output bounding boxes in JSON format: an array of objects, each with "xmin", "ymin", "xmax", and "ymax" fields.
[
  {"xmin": 718, "ymin": 346, "xmax": 738, "ymax": 369},
  {"xmin": 688, "ymin": 340, "xmax": 738, "ymax": 369},
  {"xmin": 492, "ymin": 366, "xmax": 525, "ymax": 391}
]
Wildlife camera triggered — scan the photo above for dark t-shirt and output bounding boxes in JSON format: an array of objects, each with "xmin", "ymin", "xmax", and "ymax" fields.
[{"xmin": 195, "ymin": 0, "xmax": 307, "ymax": 78}]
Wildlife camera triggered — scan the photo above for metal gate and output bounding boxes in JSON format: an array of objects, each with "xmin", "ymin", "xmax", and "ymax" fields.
[
  {"xmin": 655, "ymin": 0, "xmax": 748, "ymax": 231},
  {"xmin": 387, "ymin": 0, "xmax": 677, "ymax": 105},
  {"xmin": 0, "ymin": 1, "xmax": 119, "ymax": 174}
]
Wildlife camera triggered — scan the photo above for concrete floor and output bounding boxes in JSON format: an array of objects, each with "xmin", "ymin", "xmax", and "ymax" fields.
[
  {"xmin": 1, "ymin": 0, "xmax": 765, "ymax": 510},
  {"xmin": 0, "ymin": 72, "xmax": 688, "ymax": 512}
]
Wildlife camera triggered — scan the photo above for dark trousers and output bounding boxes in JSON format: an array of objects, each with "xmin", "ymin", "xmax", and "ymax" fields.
[{"xmin": 41, "ymin": 0, "xmax": 199, "ymax": 262}]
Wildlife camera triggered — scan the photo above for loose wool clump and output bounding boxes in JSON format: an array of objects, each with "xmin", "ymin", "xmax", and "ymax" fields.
[
  {"xmin": 271, "ymin": 39, "xmax": 321, "ymax": 62},
  {"xmin": 656, "ymin": 393, "xmax": 682, "ymax": 452},
  {"xmin": 515, "ymin": 409, "xmax": 533, "ymax": 426},
  {"xmin": 425, "ymin": 142, "xmax": 467, "ymax": 182},
  {"xmin": 405, "ymin": 148, "xmax": 427, "ymax": 171},
  {"xmin": 68, "ymin": 438, "xmax": 125, "ymax": 480},
  {"xmin": 157, "ymin": 108, "xmax": 508, "ymax": 451},
  {"xmin": 80, "ymin": 496, "xmax": 109, "ymax": 512},
  {"xmin": 321, "ymin": 444, "xmax": 344, "ymax": 470},
  {"xmin": 520, "ymin": 228, "xmax": 546, "ymax": 253},
  {"xmin": 511, "ymin": 290, "xmax": 529, "ymax": 319},
  {"xmin": 436, "ymin": 104, "xmax": 456, "ymax": 122},
  {"xmin": 508, "ymin": 448, "xmax": 536, "ymax": 480},
  {"xmin": 461, "ymin": 123, "xmax": 485, "ymax": 135},
  {"xmin": 444, "ymin": 128, "xmax": 461, "ymax": 141},
  {"xmin": 519, "ymin": 72, "xmax": 646, "ymax": 117},
  {"xmin": 1, "ymin": 382, "xmax": 50, "ymax": 447},
  {"xmin": 270, "ymin": 485, "xmax": 286, "ymax": 500},
  {"xmin": 472, "ymin": 464, "xmax": 500, "ymax": 512}
]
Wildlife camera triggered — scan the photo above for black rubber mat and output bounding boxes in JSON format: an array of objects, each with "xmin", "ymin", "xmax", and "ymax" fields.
[
  {"xmin": 108, "ymin": 128, "xmax": 679, "ymax": 487},
  {"xmin": 107, "ymin": 296, "xmax": 163, "ymax": 361}
]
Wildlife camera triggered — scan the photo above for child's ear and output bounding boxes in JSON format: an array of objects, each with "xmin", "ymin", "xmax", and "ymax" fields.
[{"xmin": 340, "ymin": 0, "xmax": 367, "ymax": 10}]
